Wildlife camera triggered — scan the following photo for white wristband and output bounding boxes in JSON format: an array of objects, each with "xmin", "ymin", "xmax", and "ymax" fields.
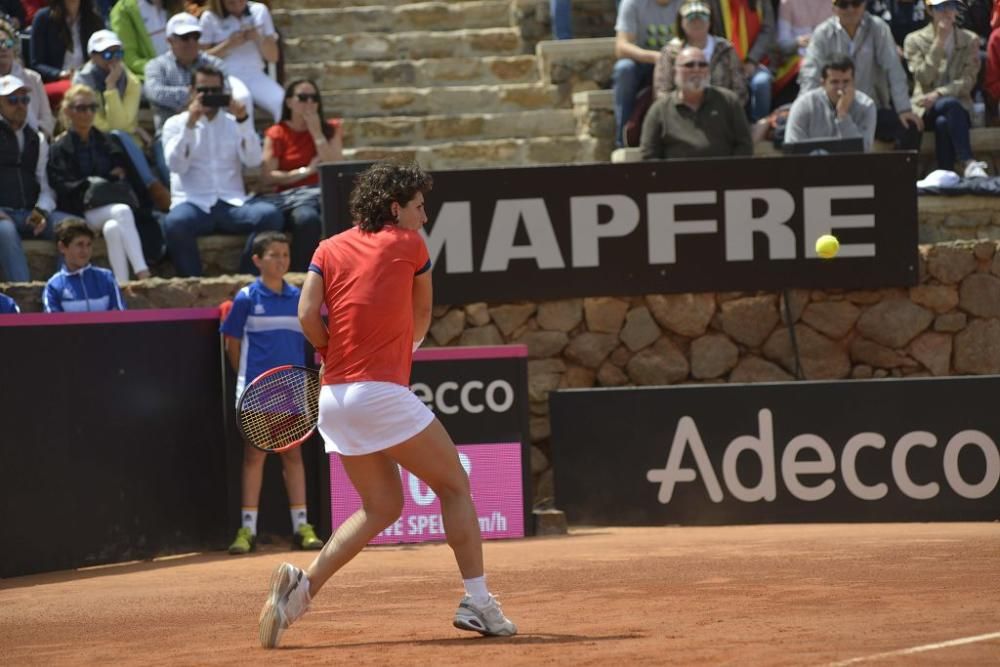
[{"xmin": 412, "ymin": 337, "xmax": 424, "ymax": 352}]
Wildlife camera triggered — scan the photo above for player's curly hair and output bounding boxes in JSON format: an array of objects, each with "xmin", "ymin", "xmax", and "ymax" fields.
[{"xmin": 349, "ymin": 161, "xmax": 433, "ymax": 233}]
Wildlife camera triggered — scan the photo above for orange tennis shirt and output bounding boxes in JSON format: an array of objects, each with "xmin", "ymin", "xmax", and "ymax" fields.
[{"xmin": 308, "ymin": 224, "xmax": 431, "ymax": 387}]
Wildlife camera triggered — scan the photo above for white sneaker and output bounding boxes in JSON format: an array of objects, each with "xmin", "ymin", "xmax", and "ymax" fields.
[
  {"xmin": 964, "ymin": 160, "xmax": 989, "ymax": 179},
  {"xmin": 453, "ymin": 594, "xmax": 517, "ymax": 636},
  {"xmin": 259, "ymin": 562, "xmax": 311, "ymax": 648}
]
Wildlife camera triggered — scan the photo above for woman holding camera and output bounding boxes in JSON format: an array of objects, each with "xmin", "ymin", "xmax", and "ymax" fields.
[
  {"xmin": 261, "ymin": 78, "xmax": 342, "ymax": 272},
  {"xmin": 48, "ymin": 84, "xmax": 151, "ymax": 283},
  {"xmin": 199, "ymin": 0, "xmax": 283, "ymax": 122}
]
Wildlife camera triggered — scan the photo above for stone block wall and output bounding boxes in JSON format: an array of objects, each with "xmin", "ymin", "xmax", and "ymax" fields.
[{"xmin": 6, "ymin": 241, "xmax": 1000, "ymax": 507}]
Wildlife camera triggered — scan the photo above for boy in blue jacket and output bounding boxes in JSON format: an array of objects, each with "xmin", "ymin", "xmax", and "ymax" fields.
[{"xmin": 44, "ymin": 218, "xmax": 125, "ymax": 312}]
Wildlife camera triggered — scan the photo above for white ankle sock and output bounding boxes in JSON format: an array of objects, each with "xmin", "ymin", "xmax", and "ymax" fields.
[
  {"xmin": 241, "ymin": 508, "xmax": 258, "ymax": 536},
  {"xmin": 463, "ymin": 576, "xmax": 490, "ymax": 605},
  {"xmin": 290, "ymin": 505, "xmax": 308, "ymax": 531}
]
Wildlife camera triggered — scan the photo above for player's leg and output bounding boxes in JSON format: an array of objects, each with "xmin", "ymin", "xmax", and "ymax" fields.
[
  {"xmin": 277, "ymin": 447, "xmax": 322, "ymax": 550},
  {"xmin": 385, "ymin": 419, "xmax": 517, "ymax": 637},
  {"xmin": 259, "ymin": 451, "xmax": 403, "ymax": 648},
  {"xmin": 230, "ymin": 441, "xmax": 267, "ymax": 555}
]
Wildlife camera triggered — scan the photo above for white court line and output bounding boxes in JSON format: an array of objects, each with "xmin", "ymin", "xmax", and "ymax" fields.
[{"xmin": 825, "ymin": 631, "xmax": 1000, "ymax": 666}]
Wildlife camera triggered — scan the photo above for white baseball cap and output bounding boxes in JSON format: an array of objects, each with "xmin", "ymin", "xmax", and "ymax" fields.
[
  {"xmin": 87, "ymin": 29, "xmax": 122, "ymax": 54},
  {"xmin": 166, "ymin": 13, "xmax": 202, "ymax": 37},
  {"xmin": 0, "ymin": 74, "xmax": 28, "ymax": 96}
]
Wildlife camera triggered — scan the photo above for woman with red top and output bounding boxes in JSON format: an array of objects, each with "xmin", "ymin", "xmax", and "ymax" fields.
[
  {"xmin": 256, "ymin": 162, "xmax": 517, "ymax": 650},
  {"xmin": 261, "ymin": 78, "xmax": 342, "ymax": 271}
]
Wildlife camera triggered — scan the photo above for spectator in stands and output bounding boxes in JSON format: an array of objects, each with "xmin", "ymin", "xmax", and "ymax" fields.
[
  {"xmin": 144, "ymin": 12, "xmax": 250, "ymax": 131},
  {"xmin": 801, "ymin": 0, "xmax": 924, "ymax": 149},
  {"xmin": 0, "ymin": 18, "xmax": 55, "ymax": 136},
  {"xmin": 640, "ymin": 45, "xmax": 753, "ymax": 158},
  {"xmin": 1, "ymin": 0, "xmax": 25, "ymax": 29},
  {"xmin": 0, "ymin": 290, "xmax": 19, "ymax": 312},
  {"xmin": 199, "ymin": 0, "xmax": 282, "ymax": 122},
  {"xmin": 866, "ymin": 0, "xmax": 927, "ymax": 47},
  {"xmin": 111, "ymin": 0, "xmax": 185, "ymax": 81},
  {"xmin": 613, "ymin": 0, "xmax": 682, "ymax": 147},
  {"xmin": 161, "ymin": 64, "xmax": 283, "ymax": 276},
  {"xmin": 220, "ymin": 231, "xmax": 324, "ymax": 556},
  {"xmin": 74, "ymin": 29, "xmax": 173, "ymax": 212},
  {"xmin": 986, "ymin": 26, "xmax": 1000, "ymax": 120},
  {"xmin": 654, "ymin": 1, "xmax": 747, "ymax": 105},
  {"xmin": 261, "ymin": 78, "xmax": 342, "ymax": 272},
  {"xmin": 905, "ymin": 0, "xmax": 989, "ymax": 177},
  {"xmin": 0, "ymin": 74, "xmax": 75, "ymax": 283},
  {"xmin": 43, "ymin": 218, "xmax": 126, "ymax": 311},
  {"xmin": 48, "ymin": 84, "xmax": 152, "ymax": 283},
  {"xmin": 774, "ymin": 0, "xmax": 833, "ymax": 103},
  {"xmin": 707, "ymin": 0, "xmax": 776, "ymax": 120},
  {"xmin": 30, "ymin": 0, "xmax": 104, "ymax": 107},
  {"xmin": 784, "ymin": 53, "xmax": 877, "ymax": 150}
]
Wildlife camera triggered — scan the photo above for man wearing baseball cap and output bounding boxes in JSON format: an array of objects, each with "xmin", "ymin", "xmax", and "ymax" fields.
[
  {"xmin": 0, "ymin": 18, "xmax": 54, "ymax": 137},
  {"xmin": 144, "ymin": 13, "xmax": 250, "ymax": 131},
  {"xmin": 0, "ymin": 74, "xmax": 74, "ymax": 282}
]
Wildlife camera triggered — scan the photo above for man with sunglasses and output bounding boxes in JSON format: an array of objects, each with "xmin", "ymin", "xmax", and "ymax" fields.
[
  {"xmin": 800, "ymin": 0, "xmax": 923, "ymax": 150},
  {"xmin": 0, "ymin": 74, "xmax": 75, "ymax": 282},
  {"xmin": 0, "ymin": 19, "xmax": 54, "ymax": 137},
  {"xmin": 145, "ymin": 12, "xmax": 250, "ymax": 131},
  {"xmin": 161, "ymin": 64, "xmax": 283, "ymax": 276},
  {"xmin": 639, "ymin": 45, "xmax": 753, "ymax": 158}
]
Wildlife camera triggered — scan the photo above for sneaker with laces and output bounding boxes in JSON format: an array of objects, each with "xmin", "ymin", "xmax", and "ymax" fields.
[
  {"xmin": 294, "ymin": 523, "xmax": 323, "ymax": 550},
  {"xmin": 964, "ymin": 160, "xmax": 989, "ymax": 179},
  {"xmin": 453, "ymin": 594, "xmax": 517, "ymax": 636},
  {"xmin": 228, "ymin": 527, "xmax": 255, "ymax": 555},
  {"xmin": 259, "ymin": 562, "xmax": 311, "ymax": 648}
]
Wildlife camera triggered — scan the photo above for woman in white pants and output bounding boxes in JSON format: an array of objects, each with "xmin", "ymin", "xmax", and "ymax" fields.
[
  {"xmin": 48, "ymin": 84, "xmax": 150, "ymax": 282},
  {"xmin": 199, "ymin": 0, "xmax": 284, "ymax": 122}
]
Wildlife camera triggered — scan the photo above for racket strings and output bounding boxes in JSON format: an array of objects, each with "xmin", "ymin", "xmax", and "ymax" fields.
[{"xmin": 239, "ymin": 368, "xmax": 321, "ymax": 451}]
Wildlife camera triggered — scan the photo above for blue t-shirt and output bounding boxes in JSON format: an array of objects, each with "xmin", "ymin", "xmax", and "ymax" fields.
[
  {"xmin": 220, "ymin": 279, "xmax": 305, "ymax": 400},
  {"xmin": 0, "ymin": 293, "xmax": 19, "ymax": 314},
  {"xmin": 43, "ymin": 265, "xmax": 125, "ymax": 312}
]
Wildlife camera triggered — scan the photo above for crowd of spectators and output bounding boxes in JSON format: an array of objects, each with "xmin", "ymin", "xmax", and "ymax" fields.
[
  {"xmin": 615, "ymin": 0, "xmax": 1000, "ymax": 175},
  {"xmin": 0, "ymin": 0, "xmax": 343, "ymax": 314}
]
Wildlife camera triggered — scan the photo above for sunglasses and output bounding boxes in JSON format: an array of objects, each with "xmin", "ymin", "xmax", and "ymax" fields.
[
  {"xmin": 294, "ymin": 93, "xmax": 320, "ymax": 102},
  {"xmin": 70, "ymin": 103, "xmax": 99, "ymax": 112},
  {"xmin": 679, "ymin": 60, "xmax": 710, "ymax": 69},
  {"xmin": 175, "ymin": 32, "xmax": 201, "ymax": 42},
  {"xmin": 99, "ymin": 49, "xmax": 125, "ymax": 60},
  {"xmin": 834, "ymin": 0, "xmax": 865, "ymax": 7},
  {"xmin": 930, "ymin": 2, "xmax": 960, "ymax": 11},
  {"xmin": 4, "ymin": 94, "xmax": 30, "ymax": 105},
  {"xmin": 0, "ymin": 37, "xmax": 16, "ymax": 49}
]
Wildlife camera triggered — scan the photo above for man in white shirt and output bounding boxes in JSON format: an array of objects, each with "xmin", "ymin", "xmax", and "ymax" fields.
[
  {"xmin": 0, "ymin": 74, "xmax": 74, "ymax": 282},
  {"xmin": 161, "ymin": 64, "xmax": 282, "ymax": 277}
]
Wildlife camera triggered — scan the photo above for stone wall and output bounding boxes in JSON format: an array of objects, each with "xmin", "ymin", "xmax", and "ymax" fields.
[{"xmin": 6, "ymin": 241, "xmax": 1000, "ymax": 506}]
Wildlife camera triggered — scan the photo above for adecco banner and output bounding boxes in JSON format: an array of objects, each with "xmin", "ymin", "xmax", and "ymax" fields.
[
  {"xmin": 320, "ymin": 154, "xmax": 918, "ymax": 302},
  {"xmin": 327, "ymin": 345, "xmax": 533, "ymax": 543},
  {"xmin": 549, "ymin": 377, "xmax": 1000, "ymax": 525}
]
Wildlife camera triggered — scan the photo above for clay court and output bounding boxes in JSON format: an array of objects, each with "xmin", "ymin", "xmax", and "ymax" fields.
[{"xmin": 2, "ymin": 523, "xmax": 998, "ymax": 665}]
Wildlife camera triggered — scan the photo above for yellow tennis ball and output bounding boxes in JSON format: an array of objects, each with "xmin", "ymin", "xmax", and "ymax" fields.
[{"xmin": 815, "ymin": 234, "xmax": 840, "ymax": 259}]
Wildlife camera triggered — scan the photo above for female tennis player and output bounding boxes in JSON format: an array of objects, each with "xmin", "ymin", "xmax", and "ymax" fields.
[{"xmin": 257, "ymin": 161, "xmax": 517, "ymax": 648}]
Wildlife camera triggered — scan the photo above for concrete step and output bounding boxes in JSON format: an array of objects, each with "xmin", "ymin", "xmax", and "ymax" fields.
[
  {"xmin": 284, "ymin": 55, "xmax": 539, "ymax": 91},
  {"xmin": 536, "ymin": 36, "xmax": 614, "ymax": 89},
  {"xmin": 342, "ymin": 109, "xmax": 577, "ymax": 146},
  {"xmin": 343, "ymin": 135, "xmax": 597, "ymax": 169},
  {"xmin": 282, "ymin": 28, "xmax": 523, "ymax": 64},
  {"xmin": 273, "ymin": 1, "xmax": 514, "ymax": 38},
  {"xmin": 277, "ymin": 0, "xmax": 475, "ymax": 8},
  {"xmin": 324, "ymin": 82, "xmax": 567, "ymax": 117}
]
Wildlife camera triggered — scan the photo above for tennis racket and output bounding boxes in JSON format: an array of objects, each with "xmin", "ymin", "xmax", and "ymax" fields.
[{"xmin": 237, "ymin": 365, "xmax": 321, "ymax": 453}]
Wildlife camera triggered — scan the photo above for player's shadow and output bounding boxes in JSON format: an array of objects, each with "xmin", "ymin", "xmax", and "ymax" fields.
[{"xmin": 284, "ymin": 632, "xmax": 643, "ymax": 650}]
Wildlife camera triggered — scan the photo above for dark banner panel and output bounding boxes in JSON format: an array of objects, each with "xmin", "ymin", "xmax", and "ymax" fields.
[
  {"xmin": 0, "ymin": 311, "xmax": 229, "ymax": 577},
  {"xmin": 321, "ymin": 155, "xmax": 918, "ymax": 302},
  {"xmin": 550, "ymin": 378, "xmax": 1000, "ymax": 525}
]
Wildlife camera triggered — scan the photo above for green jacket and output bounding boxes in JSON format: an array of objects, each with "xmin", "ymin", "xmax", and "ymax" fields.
[{"xmin": 110, "ymin": 0, "xmax": 161, "ymax": 81}]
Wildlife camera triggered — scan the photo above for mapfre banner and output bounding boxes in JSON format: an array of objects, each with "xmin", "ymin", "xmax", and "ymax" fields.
[{"xmin": 320, "ymin": 154, "xmax": 918, "ymax": 302}]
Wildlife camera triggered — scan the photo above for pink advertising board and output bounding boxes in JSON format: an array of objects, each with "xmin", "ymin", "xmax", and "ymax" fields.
[{"xmin": 329, "ymin": 442, "xmax": 524, "ymax": 545}]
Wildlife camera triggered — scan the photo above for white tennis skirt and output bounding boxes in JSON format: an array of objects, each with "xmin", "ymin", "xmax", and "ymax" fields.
[{"xmin": 317, "ymin": 381, "xmax": 435, "ymax": 456}]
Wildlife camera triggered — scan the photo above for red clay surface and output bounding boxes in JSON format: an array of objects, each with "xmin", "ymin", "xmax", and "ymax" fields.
[{"xmin": 1, "ymin": 523, "xmax": 998, "ymax": 665}]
